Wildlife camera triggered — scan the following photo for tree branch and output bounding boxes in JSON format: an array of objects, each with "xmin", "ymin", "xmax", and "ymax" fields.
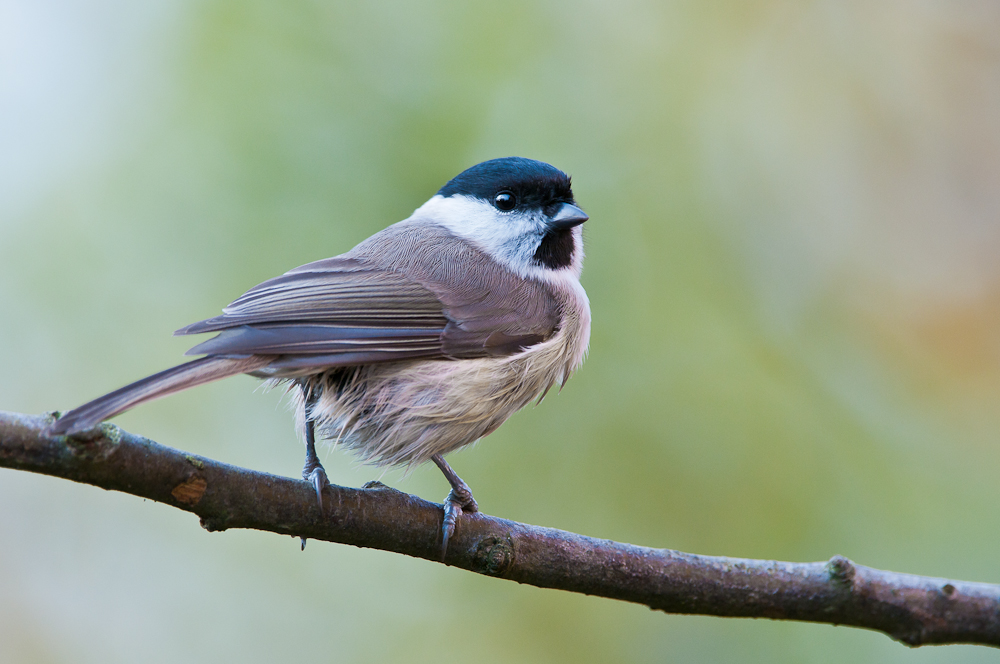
[{"xmin": 1, "ymin": 410, "xmax": 997, "ymax": 648}]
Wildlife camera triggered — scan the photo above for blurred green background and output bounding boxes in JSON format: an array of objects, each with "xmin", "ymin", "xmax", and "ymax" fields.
[{"xmin": 2, "ymin": 1, "xmax": 1000, "ymax": 662}]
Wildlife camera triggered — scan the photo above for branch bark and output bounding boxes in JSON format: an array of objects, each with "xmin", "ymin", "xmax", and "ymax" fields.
[{"xmin": 1, "ymin": 410, "xmax": 997, "ymax": 648}]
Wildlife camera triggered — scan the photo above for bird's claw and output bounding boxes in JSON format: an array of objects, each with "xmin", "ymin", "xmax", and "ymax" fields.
[
  {"xmin": 299, "ymin": 464, "xmax": 328, "ymax": 552},
  {"xmin": 303, "ymin": 464, "xmax": 329, "ymax": 510},
  {"xmin": 440, "ymin": 486, "xmax": 478, "ymax": 561}
]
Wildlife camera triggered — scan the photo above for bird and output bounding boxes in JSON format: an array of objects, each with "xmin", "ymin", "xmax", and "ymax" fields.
[{"xmin": 49, "ymin": 156, "xmax": 591, "ymax": 557}]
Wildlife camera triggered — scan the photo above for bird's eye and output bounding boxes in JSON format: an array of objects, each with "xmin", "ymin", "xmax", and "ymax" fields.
[{"xmin": 494, "ymin": 191, "xmax": 516, "ymax": 211}]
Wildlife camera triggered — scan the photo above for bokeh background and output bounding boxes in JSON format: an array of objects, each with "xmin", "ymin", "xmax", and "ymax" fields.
[{"xmin": 2, "ymin": 1, "xmax": 1000, "ymax": 662}]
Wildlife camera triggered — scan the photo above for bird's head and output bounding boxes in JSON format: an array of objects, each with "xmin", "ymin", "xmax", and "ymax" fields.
[{"xmin": 415, "ymin": 157, "xmax": 588, "ymax": 279}]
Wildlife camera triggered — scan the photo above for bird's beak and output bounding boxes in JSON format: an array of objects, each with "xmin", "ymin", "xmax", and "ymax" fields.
[{"xmin": 548, "ymin": 203, "xmax": 589, "ymax": 230}]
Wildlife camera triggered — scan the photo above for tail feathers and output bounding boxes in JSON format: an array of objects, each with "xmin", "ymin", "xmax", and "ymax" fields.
[{"xmin": 49, "ymin": 355, "xmax": 274, "ymax": 435}]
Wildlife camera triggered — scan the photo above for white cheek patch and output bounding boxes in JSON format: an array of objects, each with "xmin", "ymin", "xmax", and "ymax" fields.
[{"xmin": 413, "ymin": 195, "xmax": 547, "ymax": 277}]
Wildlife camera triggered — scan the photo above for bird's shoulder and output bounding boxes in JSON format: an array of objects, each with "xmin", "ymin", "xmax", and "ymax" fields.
[{"xmin": 346, "ymin": 220, "xmax": 563, "ymax": 354}]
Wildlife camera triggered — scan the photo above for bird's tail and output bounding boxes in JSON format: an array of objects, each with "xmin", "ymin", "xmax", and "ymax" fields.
[{"xmin": 48, "ymin": 355, "xmax": 274, "ymax": 435}]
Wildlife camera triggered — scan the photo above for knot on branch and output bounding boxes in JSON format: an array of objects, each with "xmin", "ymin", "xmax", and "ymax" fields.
[
  {"xmin": 473, "ymin": 536, "xmax": 514, "ymax": 577},
  {"xmin": 827, "ymin": 555, "xmax": 856, "ymax": 587},
  {"xmin": 58, "ymin": 419, "xmax": 123, "ymax": 462}
]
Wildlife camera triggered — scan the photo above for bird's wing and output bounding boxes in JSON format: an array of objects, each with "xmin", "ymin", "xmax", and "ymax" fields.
[
  {"xmin": 175, "ymin": 256, "xmax": 449, "ymax": 366},
  {"xmin": 344, "ymin": 220, "xmax": 562, "ymax": 358},
  {"xmin": 175, "ymin": 222, "xmax": 560, "ymax": 369}
]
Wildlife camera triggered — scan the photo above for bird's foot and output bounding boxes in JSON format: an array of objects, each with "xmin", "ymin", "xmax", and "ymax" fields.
[
  {"xmin": 440, "ymin": 480, "xmax": 478, "ymax": 562},
  {"xmin": 298, "ymin": 460, "xmax": 329, "ymax": 551},
  {"xmin": 431, "ymin": 454, "xmax": 478, "ymax": 561},
  {"xmin": 302, "ymin": 459, "xmax": 329, "ymax": 510}
]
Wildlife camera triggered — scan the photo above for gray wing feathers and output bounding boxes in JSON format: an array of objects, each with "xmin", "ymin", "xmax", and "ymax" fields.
[
  {"xmin": 174, "ymin": 222, "xmax": 559, "ymax": 362},
  {"xmin": 49, "ymin": 355, "xmax": 274, "ymax": 435},
  {"xmin": 174, "ymin": 255, "xmax": 450, "ymax": 360},
  {"xmin": 177, "ymin": 258, "xmax": 447, "ymax": 334},
  {"xmin": 186, "ymin": 324, "xmax": 442, "ymax": 356}
]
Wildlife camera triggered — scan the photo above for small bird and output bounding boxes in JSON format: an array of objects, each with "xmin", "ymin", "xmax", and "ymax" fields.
[{"xmin": 50, "ymin": 157, "xmax": 591, "ymax": 556}]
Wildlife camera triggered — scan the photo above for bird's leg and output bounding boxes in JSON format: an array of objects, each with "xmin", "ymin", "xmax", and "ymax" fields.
[
  {"xmin": 302, "ymin": 417, "xmax": 329, "ymax": 508},
  {"xmin": 432, "ymin": 454, "xmax": 478, "ymax": 561},
  {"xmin": 299, "ymin": 411, "xmax": 330, "ymax": 551},
  {"xmin": 300, "ymin": 388, "xmax": 329, "ymax": 510}
]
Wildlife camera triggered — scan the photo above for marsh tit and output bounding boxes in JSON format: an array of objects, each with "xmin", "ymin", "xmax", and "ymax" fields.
[{"xmin": 50, "ymin": 157, "xmax": 591, "ymax": 555}]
